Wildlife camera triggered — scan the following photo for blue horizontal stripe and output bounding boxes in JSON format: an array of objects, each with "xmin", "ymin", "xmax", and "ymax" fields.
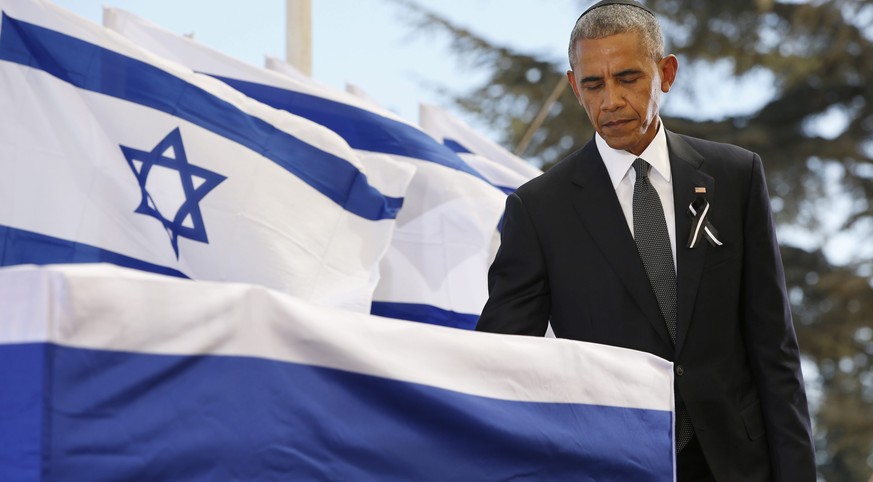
[
  {"xmin": 0, "ymin": 14, "xmax": 400, "ymax": 221},
  {"xmin": 442, "ymin": 138, "xmax": 473, "ymax": 154},
  {"xmin": 0, "ymin": 225, "xmax": 188, "ymax": 279},
  {"xmin": 495, "ymin": 185, "xmax": 516, "ymax": 195},
  {"xmin": 441, "ymin": 140, "xmax": 515, "ymax": 194},
  {"xmin": 0, "ymin": 343, "xmax": 673, "ymax": 481},
  {"xmin": 212, "ymin": 76, "xmax": 492, "ymax": 185},
  {"xmin": 370, "ymin": 301, "xmax": 480, "ymax": 330}
]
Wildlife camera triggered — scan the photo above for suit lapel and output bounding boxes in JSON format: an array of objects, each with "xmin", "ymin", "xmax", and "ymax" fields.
[
  {"xmin": 667, "ymin": 131, "xmax": 714, "ymax": 355},
  {"xmin": 569, "ymin": 142, "xmax": 673, "ymax": 347}
]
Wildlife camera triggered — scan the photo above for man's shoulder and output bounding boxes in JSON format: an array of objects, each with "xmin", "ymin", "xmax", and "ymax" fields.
[
  {"xmin": 671, "ymin": 132, "xmax": 757, "ymax": 166},
  {"xmin": 515, "ymin": 141, "xmax": 597, "ymax": 197}
]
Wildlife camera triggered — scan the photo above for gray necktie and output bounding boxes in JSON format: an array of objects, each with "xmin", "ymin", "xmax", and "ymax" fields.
[{"xmin": 632, "ymin": 158, "xmax": 693, "ymax": 452}]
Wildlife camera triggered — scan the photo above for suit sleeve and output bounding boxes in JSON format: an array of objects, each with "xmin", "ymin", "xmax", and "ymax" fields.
[
  {"xmin": 741, "ymin": 154, "xmax": 816, "ymax": 481},
  {"xmin": 476, "ymin": 192, "xmax": 551, "ymax": 336}
]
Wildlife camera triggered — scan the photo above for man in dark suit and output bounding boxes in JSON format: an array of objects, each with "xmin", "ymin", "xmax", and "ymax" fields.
[{"xmin": 476, "ymin": 1, "xmax": 816, "ymax": 480}]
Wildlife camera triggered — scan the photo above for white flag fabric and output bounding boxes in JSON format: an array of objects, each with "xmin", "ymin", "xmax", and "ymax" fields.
[
  {"xmin": 0, "ymin": 0, "xmax": 413, "ymax": 313},
  {"xmin": 344, "ymin": 81, "xmax": 387, "ymax": 111},
  {"xmin": 0, "ymin": 263, "xmax": 676, "ymax": 481},
  {"xmin": 418, "ymin": 103, "xmax": 559, "ymax": 338},
  {"xmin": 105, "ymin": 8, "xmax": 507, "ymax": 330}
]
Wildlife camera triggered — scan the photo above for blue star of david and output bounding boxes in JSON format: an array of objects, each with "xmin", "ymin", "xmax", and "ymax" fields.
[{"xmin": 120, "ymin": 128, "xmax": 226, "ymax": 258}]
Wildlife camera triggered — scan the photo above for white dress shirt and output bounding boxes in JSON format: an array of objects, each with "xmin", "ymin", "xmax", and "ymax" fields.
[{"xmin": 595, "ymin": 121, "xmax": 677, "ymax": 271}]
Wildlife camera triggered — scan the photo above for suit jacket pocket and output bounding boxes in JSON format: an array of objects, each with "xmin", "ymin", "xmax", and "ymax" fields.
[
  {"xmin": 741, "ymin": 400, "xmax": 765, "ymax": 440},
  {"xmin": 702, "ymin": 241, "xmax": 741, "ymax": 272}
]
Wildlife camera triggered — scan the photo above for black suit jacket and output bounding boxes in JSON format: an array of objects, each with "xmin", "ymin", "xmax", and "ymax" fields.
[{"xmin": 477, "ymin": 131, "xmax": 815, "ymax": 481}]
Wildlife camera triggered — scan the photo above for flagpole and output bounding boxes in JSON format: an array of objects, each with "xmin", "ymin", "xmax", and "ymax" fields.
[
  {"xmin": 285, "ymin": 0, "xmax": 312, "ymax": 76},
  {"xmin": 514, "ymin": 78, "xmax": 567, "ymax": 157}
]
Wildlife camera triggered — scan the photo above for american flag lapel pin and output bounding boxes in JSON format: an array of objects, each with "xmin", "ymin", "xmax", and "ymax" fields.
[{"xmin": 694, "ymin": 187, "xmax": 706, "ymax": 194}]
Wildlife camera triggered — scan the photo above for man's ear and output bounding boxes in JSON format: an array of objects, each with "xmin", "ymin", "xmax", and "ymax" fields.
[
  {"xmin": 658, "ymin": 55, "xmax": 679, "ymax": 93},
  {"xmin": 567, "ymin": 70, "xmax": 583, "ymax": 105}
]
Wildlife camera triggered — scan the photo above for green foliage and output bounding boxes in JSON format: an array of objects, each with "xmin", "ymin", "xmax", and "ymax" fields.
[{"xmin": 391, "ymin": 0, "xmax": 873, "ymax": 480}]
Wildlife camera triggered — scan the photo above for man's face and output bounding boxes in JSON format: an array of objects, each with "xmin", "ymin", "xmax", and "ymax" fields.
[{"xmin": 567, "ymin": 31, "xmax": 677, "ymax": 156}]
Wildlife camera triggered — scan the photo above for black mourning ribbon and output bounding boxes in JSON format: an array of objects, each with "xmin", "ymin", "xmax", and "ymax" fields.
[{"xmin": 686, "ymin": 196, "xmax": 722, "ymax": 248}]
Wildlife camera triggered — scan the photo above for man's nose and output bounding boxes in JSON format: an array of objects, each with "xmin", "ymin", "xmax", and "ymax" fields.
[{"xmin": 601, "ymin": 85, "xmax": 624, "ymax": 111}]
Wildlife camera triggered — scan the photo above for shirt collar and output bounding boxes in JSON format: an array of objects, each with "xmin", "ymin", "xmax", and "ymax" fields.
[{"xmin": 595, "ymin": 119, "xmax": 671, "ymax": 189}]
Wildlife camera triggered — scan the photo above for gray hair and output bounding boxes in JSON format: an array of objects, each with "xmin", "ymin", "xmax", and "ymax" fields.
[{"xmin": 567, "ymin": 4, "xmax": 664, "ymax": 68}]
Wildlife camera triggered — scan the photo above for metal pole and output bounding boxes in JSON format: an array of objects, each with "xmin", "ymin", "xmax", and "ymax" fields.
[
  {"xmin": 286, "ymin": 0, "xmax": 312, "ymax": 76},
  {"xmin": 514, "ymin": 78, "xmax": 568, "ymax": 157}
]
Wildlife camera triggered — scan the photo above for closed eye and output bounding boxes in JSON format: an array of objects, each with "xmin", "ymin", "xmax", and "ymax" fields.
[{"xmin": 615, "ymin": 69, "xmax": 643, "ymax": 84}]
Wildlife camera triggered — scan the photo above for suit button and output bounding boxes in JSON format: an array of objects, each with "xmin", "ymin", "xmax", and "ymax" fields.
[{"xmin": 676, "ymin": 365, "xmax": 684, "ymax": 376}]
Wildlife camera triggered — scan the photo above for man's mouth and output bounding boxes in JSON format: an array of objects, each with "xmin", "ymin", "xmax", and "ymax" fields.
[{"xmin": 602, "ymin": 119, "xmax": 632, "ymax": 129}]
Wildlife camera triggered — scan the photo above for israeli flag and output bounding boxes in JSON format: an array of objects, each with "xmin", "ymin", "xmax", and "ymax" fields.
[
  {"xmin": 419, "ymin": 102, "xmax": 543, "ymax": 194},
  {"xmin": 104, "ymin": 8, "xmax": 507, "ymax": 330},
  {"xmin": 0, "ymin": 0, "xmax": 413, "ymax": 313},
  {"xmin": 0, "ymin": 263, "xmax": 676, "ymax": 481}
]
